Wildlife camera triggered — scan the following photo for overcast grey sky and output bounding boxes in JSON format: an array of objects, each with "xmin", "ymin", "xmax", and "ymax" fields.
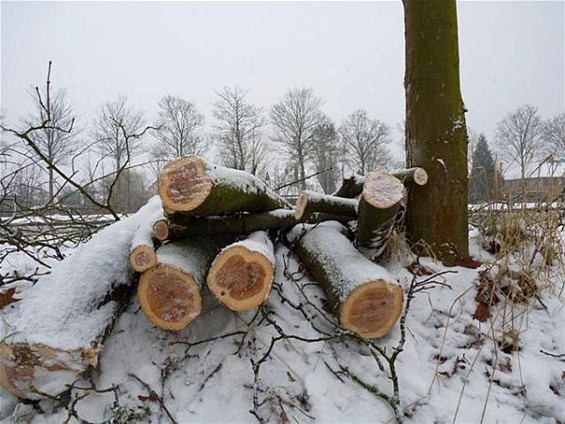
[{"xmin": 1, "ymin": 1, "xmax": 563, "ymax": 156}]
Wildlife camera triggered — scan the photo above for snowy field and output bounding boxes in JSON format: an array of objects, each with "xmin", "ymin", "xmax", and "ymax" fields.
[{"xmin": 0, "ymin": 217, "xmax": 563, "ymax": 423}]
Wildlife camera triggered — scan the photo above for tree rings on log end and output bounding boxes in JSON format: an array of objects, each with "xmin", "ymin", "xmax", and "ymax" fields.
[
  {"xmin": 138, "ymin": 264, "xmax": 202, "ymax": 331},
  {"xmin": 339, "ymin": 280, "xmax": 404, "ymax": 339},
  {"xmin": 158, "ymin": 155, "xmax": 213, "ymax": 214},
  {"xmin": 153, "ymin": 220, "xmax": 170, "ymax": 241},
  {"xmin": 362, "ymin": 172, "xmax": 405, "ymax": 209},
  {"xmin": 411, "ymin": 168, "xmax": 428, "ymax": 186},
  {"xmin": 129, "ymin": 245, "xmax": 157, "ymax": 273},
  {"xmin": 207, "ymin": 246, "xmax": 274, "ymax": 312},
  {"xmin": 0, "ymin": 343, "xmax": 85, "ymax": 399}
]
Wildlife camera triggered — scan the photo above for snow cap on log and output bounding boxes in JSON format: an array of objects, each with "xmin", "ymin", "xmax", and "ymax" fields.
[
  {"xmin": 158, "ymin": 155, "xmax": 290, "ymax": 217},
  {"xmin": 289, "ymin": 222, "xmax": 404, "ymax": 339},
  {"xmin": 356, "ymin": 171, "xmax": 405, "ymax": 259},
  {"xmin": 207, "ymin": 231, "xmax": 275, "ymax": 312},
  {"xmin": 129, "ymin": 200, "xmax": 165, "ymax": 272},
  {"xmin": 0, "ymin": 196, "xmax": 163, "ymax": 399},
  {"xmin": 294, "ymin": 190, "xmax": 358, "ymax": 220}
]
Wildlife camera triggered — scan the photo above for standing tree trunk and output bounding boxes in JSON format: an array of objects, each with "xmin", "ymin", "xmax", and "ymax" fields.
[{"xmin": 403, "ymin": 0, "xmax": 469, "ymax": 264}]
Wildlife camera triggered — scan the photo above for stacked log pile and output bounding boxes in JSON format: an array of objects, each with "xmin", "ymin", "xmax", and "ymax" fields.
[{"xmin": 0, "ymin": 154, "xmax": 428, "ymax": 399}]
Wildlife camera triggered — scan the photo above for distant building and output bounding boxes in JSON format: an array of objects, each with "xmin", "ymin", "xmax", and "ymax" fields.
[{"xmin": 503, "ymin": 177, "xmax": 564, "ymax": 203}]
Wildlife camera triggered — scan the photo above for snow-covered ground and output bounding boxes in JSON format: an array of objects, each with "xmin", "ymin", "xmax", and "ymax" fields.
[{"xmin": 0, "ymin": 222, "xmax": 563, "ymax": 423}]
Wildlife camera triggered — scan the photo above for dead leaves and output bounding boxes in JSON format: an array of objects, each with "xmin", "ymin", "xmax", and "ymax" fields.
[
  {"xmin": 0, "ymin": 287, "xmax": 20, "ymax": 309},
  {"xmin": 455, "ymin": 256, "xmax": 482, "ymax": 269},
  {"xmin": 407, "ymin": 260, "xmax": 433, "ymax": 276},
  {"xmin": 473, "ymin": 270, "xmax": 499, "ymax": 323}
]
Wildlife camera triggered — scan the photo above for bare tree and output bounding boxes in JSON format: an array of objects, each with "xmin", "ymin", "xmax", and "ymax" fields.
[
  {"xmin": 2, "ymin": 63, "xmax": 155, "ymax": 221},
  {"xmin": 495, "ymin": 104, "xmax": 544, "ymax": 179},
  {"xmin": 339, "ymin": 109, "xmax": 392, "ymax": 175},
  {"xmin": 212, "ymin": 86, "xmax": 266, "ymax": 174},
  {"xmin": 11, "ymin": 161, "xmax": 48, "ymax": 208},
  {"xmin": 92, "ymin": 96, "xmax": 145, "ymax": 172},
  {"xmin": 101, "ymin": 168, "xmax": 150, "ymax": 213},
  {"xmin": 153, "ymin": 94, "xmax": 205, "ymax": 160},
  {"xmin": 311, "ymin": 117, "xmax": 340, "ymax": 193},
  {"xmin": 21, "ymin": 76, "xmax": 77, "ymax": 205},
  {"xmin": 270, "ymin": 87, "xmax": 324, "ymax": 190},
  {"xmin": 544, "ymin": 112, "xmax": 565, "ymax": 159},
  {"xmin": 91, "ymin": 96, "xmax": 160, "ymax": 214}
]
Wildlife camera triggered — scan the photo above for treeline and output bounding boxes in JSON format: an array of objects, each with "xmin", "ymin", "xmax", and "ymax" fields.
[
  {"xmin": 1, "ymin": 64, "xmax": 564, "ymax": 216},
  {"xmin": 469, "ymin": 105, "xmax": 564, "ymax": 203},
  {"xmin": 0, "ymin": 66, "xmax": 400, "ymax": 216}
]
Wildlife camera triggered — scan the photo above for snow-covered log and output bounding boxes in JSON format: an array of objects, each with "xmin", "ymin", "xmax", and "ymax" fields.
[
  {"xmin": 159, "ymin": 155, "xmax": 290, "ymax": 218},
  {"xmin": 152, "ymin": 209, "xmax": 352, "ymax": 241},
  {"xmin": 0, "ymin": 196, "xmax": 163, "ymax": 399},
  {"xmin": 290, "ymin": 222, "xmax": 404, "ymax": 339},
  {"xmin": 332, "ymin": 167, "xmax": 428, "ymax": 199},
  {"xmin": 294, "ymin": 190, "xmax": 358, "ymax": 220},
  {"xmin": 207, "ymin": 231, "xmax": 275, "ymax": 312},
  {"xmin": 137, "ymin": 239, "xmax": 215, "ymax": 331},
  {"xmin": 129, "ymin": 201, "xmax": 165, "ymax": 272},
  {"xmin": 356, "ymin": 172, "xmax": 405, "ymax": 259}
]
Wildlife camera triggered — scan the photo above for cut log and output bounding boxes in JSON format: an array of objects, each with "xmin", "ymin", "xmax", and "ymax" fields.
[
  {"xmin": 129, "ymin": 202, "xmax": 165, "ymax": 272},
  {"xmin": 207, "ymin": 231, "xmax": 275, "ymax": 312},
  {"xmin": 356, "ymin": 171, "xmax": 405, "ymax": 259},
  {"xmin": 289, "ymin": 222, "xmax": 404, "ymax": 338},
  {"xmin": 153, "ymin": 209, "xmax": 352, "ymax": 241},
  {"xmin": 294, "ymin": 190, "xmax": 358, "ymax": 220},
  {"xmin": 332, "ymin": 167, "xmax": 428, "ymax": 199},
  {"xmin": 356, "ymin": 172, "xmax": 405, "ymax": 258},
  {"xmin": 159, "ymin": 155, "xmax": 290, "ymax": 217},
  {"xmin": 0, "ymin": 196, "xmax": 163, "ymax": 399},
  {"xmin": 137, "ymin": 239, "xmax": 214, "ymax": 331},
  {"xmin": 152, "ymin": 219, "xmax": 170, "ymax": 242},
  {"xmin": 391, "ymin": 167, "xmax": 428, "ymax": 187}
]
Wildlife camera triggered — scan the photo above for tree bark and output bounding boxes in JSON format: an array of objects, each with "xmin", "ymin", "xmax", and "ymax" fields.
[
  {"xmin": 0, "ymin": 197, "xmax": 162, "ymax": 399},
  {"xmin": 152, "ymin": 209, "xmax": 352, "ymax": 241},
  {"xmin": 290, "ymin": 222, "xmax": 404, "ymax": 339},
  {"xmin": 356, "ymin": 172, "xmax": 405, "ymax": 260},
  {"xmin": 159, "ymin": 155, "xmax": 290, "ymax": 217},
  {"xmin": 137, "ymin": 239, "xmax": 215, "ymax": 331},
  {"xmin": 294, "ymin": 190, "xmax": 358, "ymax": 220},
  {"xmin": 207, "ymin": 231, "xmax": 275, "ymax": 312},
  {"xmin": 403, "ymin": 0, "xmax": 469, "ymax": 264}
]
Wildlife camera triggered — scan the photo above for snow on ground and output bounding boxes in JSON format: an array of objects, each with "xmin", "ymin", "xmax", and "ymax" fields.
[{"xmin": 0, "ymin": 223, "xmax": 563, "ymax": 423}]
